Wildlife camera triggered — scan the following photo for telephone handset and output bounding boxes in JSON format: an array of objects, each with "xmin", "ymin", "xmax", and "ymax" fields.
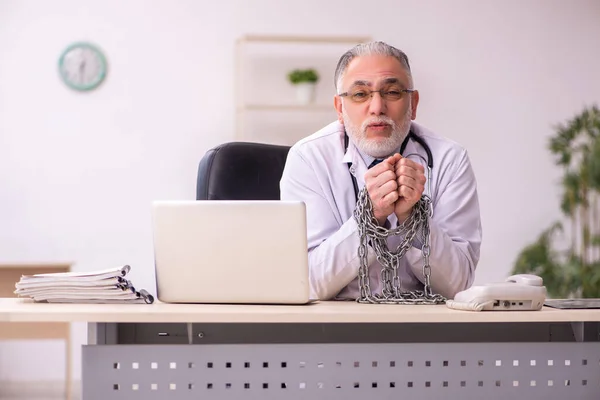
[
  {"xmin": 446, "ymin": 274, "xmax": 546, "ymax": 312},
  {"xmin": 505, "ymin": 274, "xmax": 543, "ymax": 287}
]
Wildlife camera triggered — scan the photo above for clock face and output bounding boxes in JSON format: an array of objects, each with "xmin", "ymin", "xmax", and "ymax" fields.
[{"xmin": 58, "ymin": 42, "xmax": 107, "ymax": 91}]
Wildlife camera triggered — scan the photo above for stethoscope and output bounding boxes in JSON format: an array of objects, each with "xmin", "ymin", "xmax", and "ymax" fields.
[{"xmin": 344, "ymin": 130, "xmax": 434, "ymax": 213}]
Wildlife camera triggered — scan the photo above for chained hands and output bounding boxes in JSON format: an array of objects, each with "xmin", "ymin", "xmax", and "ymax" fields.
[
  {"xmin": 364, "ymin": 154, "xmax": 426, "ymax": 226},
  {"xmin": 364, "ymin": 154, "xmax": 402, "ymax": 226},
  {"xmin": 394, "ymin": 157, "xmax": 426, "ymax": 223}
]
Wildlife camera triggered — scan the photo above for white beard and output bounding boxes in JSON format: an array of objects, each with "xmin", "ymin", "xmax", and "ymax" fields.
[{"xmin": 343, "ymin": 105, "xmax": 412, "ymax": 158}]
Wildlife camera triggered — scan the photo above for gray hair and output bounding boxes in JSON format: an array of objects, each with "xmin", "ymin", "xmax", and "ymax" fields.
[{"xmin": 334, "ymin": 41, "xmax": 413, "ymax": 92}]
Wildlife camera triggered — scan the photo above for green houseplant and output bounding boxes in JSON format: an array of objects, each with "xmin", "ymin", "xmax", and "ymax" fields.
[
  {"xmin": 287, "ymin": 68, "xmax": 319, "ymax": 85},
  {"xmin": 512, "ymin": 105, "xmax": 600, "ymax": 298},
  {"xmin": 287, "ymin": 68, "xmax": 319, "ymax": 104}
]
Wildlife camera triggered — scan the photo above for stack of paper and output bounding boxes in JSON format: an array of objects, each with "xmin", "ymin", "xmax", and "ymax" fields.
[{"xmin": 14, "ymin": 265, "xmax": 154, "ymax": 304}]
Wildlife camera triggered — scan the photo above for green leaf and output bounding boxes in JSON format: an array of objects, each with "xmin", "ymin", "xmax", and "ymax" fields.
[
  {"xmin": 582, "ymin": 261, "xmax": 600, "ymax": 298},
  {"xmin": 588, "ymin": 137, "xmax": 600, "ymax": 190},
  {"xmin": 559, "ymin": 172, "xmax": 581, "ymax": 215},
  {"xmin": 512, "ymin": 222, "xmax": 567, "ymax": 298},
  {"xmin": 287, "ymin": 69, "xmax": 319, "ymax": 84}
]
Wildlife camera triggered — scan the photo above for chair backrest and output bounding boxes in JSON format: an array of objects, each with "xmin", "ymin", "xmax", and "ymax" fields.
[{"xmin": 196, "ymin": 142, "xmax": 291, "ymax": 200}]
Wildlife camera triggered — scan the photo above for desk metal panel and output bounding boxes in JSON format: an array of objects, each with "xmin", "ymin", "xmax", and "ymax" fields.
[{"xmin": 83, "ymin": 341, "xmax": 600, "ymax": 400}]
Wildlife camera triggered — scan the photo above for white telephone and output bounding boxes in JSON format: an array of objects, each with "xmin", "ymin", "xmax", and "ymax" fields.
[{"xmin": 445, "ymin": 274, "xmax": 546, "ymax": 312}]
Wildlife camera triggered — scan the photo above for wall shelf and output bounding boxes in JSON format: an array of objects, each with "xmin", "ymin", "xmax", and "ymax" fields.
[
  {"xmin": 237, "ymin": 34, "xmax": 372, "ymax": 45},
  {"xmin": 237, "ymin": 104, "xmax": 333, "ymax": 112},
  {"xmin": 234, "ymin": 33, "xmax": 372, "ymax": 145}
]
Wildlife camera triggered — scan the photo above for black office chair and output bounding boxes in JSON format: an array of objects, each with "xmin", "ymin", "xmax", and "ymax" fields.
[{"xmin": 196, "ymin": 142, "xmax": 291, "ymax": 201}]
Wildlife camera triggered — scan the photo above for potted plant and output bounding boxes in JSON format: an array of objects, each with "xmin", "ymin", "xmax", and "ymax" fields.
[
  {"xmin": 512, "ymin": 105, "xmax": 600, "ymax": 298},
  {"xmin": 287, "ymin": 68, "xmax": 319, "ymax": 104}
]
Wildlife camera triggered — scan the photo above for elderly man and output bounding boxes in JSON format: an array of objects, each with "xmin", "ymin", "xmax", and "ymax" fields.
[{"xmin": 280, "ymin": 41, "xmax": 482, "ymax": 301}]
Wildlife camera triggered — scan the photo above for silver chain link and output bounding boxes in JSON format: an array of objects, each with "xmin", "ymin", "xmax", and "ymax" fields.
[{"xmin": 354, "ymin": 187, "xmax": 446, "ymax": 305}]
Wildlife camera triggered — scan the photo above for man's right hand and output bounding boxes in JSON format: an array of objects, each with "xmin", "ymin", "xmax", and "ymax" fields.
[{"xmin": 364, "ymin": 154, "xmax": 401, "ymax": 226}]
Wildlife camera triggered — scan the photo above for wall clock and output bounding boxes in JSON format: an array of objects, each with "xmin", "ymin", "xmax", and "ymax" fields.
[{"xmin": 58, "ymin": 42, "xmax": 107, "ymax": 91}]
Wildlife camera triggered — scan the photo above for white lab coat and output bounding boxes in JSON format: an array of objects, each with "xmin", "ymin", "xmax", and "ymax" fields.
[{"xmin": 280, "ymin": 120, "xmax": 482, "ymax": 301}]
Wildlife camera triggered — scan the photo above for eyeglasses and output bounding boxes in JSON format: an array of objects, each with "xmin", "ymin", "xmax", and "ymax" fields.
[{"xmin": 338, "ymin": 88, "xmax": 415, "ymax": 103}]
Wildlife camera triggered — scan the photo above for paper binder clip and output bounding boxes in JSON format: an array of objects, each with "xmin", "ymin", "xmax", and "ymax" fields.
[
  {"xmin": 139, "ymin": 289, "xmax": 154, "ymax": 304},
  {"xmin": 120, "ymin": 265, "xmax": 131, "ymax": 276}
]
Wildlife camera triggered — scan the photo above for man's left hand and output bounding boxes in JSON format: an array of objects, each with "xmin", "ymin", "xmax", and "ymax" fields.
[{"xmin": 394, "ymin": 157, "xmax": 426, "ymax": 223}]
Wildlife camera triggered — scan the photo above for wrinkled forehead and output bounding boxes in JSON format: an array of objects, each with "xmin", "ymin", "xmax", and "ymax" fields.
[
  {"xmin": 342, "ymin": 55, "xmax": 411, "ymax": 88},
  {"xmin": 348, "ymin": 77, "xmax": 405, "ymax": 89}
]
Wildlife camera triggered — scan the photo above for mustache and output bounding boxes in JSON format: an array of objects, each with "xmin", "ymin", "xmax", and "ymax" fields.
[{"xmin": 361, "ymin": 116, "xmax": 397, "ymax": 131}]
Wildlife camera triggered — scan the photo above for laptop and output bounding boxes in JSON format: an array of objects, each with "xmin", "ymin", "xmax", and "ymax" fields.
[{"xmin": 151, "ymin": 200, "xmax": 311, "ymax": 304}]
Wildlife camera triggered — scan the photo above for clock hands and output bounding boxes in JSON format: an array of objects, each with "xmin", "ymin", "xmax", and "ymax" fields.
[{"xmin": 79, "ymin": 59, "xmax": 86, "ymax": 83}]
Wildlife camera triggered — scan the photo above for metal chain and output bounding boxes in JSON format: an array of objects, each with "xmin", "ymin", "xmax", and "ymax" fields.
[{"xmin": 354, "ymin": 186, "xmax": 446, "ymax": 305}]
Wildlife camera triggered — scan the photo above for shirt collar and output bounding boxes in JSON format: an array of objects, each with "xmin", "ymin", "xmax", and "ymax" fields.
[{"xmin": 361, "ymin": 152, "xmax": 380, "ymax": 169}]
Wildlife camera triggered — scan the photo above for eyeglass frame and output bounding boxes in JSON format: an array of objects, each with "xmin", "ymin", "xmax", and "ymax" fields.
[{"xmin": 337, "ymin": 88, "xmax": 416, "ymax": 103}]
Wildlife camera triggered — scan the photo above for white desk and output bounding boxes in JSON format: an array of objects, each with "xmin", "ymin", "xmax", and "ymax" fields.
[{"xmin": 1, "ymin": 298, "xmax": 599, "ymax": 400}]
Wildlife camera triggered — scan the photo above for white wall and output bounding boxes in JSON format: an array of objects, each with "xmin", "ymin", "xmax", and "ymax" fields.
[{"xmin": 1, "ymin": 0, "xmax": 599, "ymax": 384}]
